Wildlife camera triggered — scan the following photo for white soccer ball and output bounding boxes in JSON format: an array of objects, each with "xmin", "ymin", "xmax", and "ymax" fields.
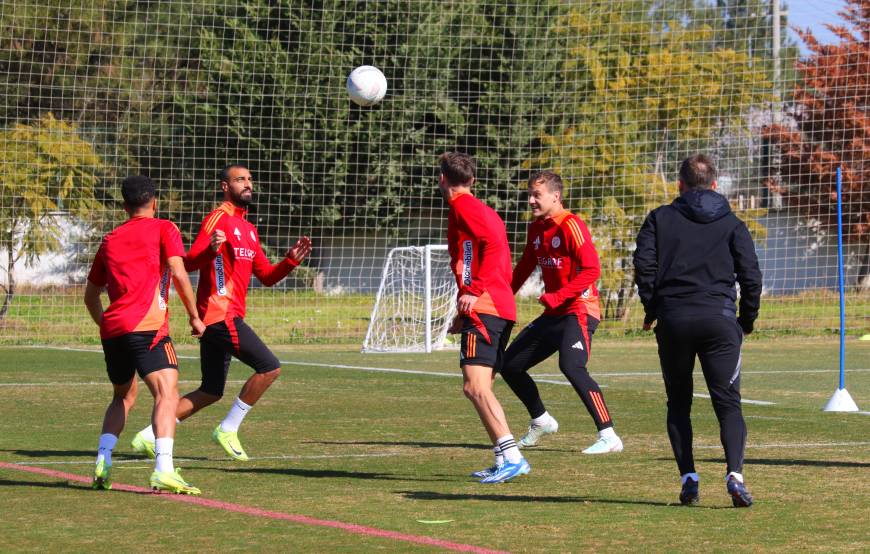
[{"xmin": 346, "ymin": 65, "xmax": 387, "ymax": 107}]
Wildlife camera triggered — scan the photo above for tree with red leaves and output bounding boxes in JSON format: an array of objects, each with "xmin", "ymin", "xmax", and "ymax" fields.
[{"xmin": 762, "ymin": 0, "xmax": 870, "ymax": 289}]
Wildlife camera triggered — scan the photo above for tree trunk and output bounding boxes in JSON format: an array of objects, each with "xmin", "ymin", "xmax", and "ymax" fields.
[
  {"xmin": 856, "ymin": 242, "xmax": 870, "ymax": 292},
  {"xmin": 0, "ymin": 246, "xmax": 14, "ymax": 319}
]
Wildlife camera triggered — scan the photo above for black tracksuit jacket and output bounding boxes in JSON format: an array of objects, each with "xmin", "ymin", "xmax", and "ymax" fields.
[{"xmin": 633, "ymin": 188, "xmax": 763, "ymax": 332}]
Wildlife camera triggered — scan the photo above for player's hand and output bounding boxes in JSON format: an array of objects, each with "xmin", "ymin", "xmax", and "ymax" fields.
[
  {"xmin": 642, "ymin": 322, "xmax": 653, "ymax": 331},
  {"xmin": 189, "ymin": 316, "xmax": 206, "ymax": 338},
  {"xmin": 210, "ymin": 229, "xmax": 227, "ymax": 253},
  {"xmin": 457, "ymin": 294, "xmax": 478, "ymax": 315},
  {"xmin": 286, "ymin": 236, "xmax": 312, "ymax": 263},
  {"xmin": 447, "ymin": 315, "xmax": 463, "ymax": 334},
  {"xmin": 538, "ymin": 292, "xmax": 561, "ymax": 310}
]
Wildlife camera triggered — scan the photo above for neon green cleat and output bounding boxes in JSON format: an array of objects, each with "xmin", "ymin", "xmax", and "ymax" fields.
[
  {"xmin": 131, "ymin": 431, "xmax": 156, "ymax": 459},
  {"xmin": 212, "ymin": 425, "xmax": 249, "ymax": 461},
  {"xmin": 149, "ymin": 468, "xmax": 201, "ymax": 495},
  {"xmin": 92, "ymin": 459, "xmax": 112, "ymax": 490}
]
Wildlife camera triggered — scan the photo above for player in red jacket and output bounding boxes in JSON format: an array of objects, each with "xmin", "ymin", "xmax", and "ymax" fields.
[
  {"xmin": 132, "ymin": 165, "xmax": 311, "ymax": 461},
  {"xmin": 440, "ymin": 152, "xmax": 530, "ymax": 484},
  {"xmin": 85, "ymin": 175, "xmax": 204, "ymax": 494},
  {"xmin": 502, "ymin": 171, "xmax": 623, "ymax": 454}
]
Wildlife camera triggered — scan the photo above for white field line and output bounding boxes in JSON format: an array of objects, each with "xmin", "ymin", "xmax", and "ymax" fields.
[
  {"xmin": 0, "ymin": 380, "xmax": 246, "ymax": 387},
  {"xmin": 9, "ymin": 452, "xmax": 404, "ymax": 466}
]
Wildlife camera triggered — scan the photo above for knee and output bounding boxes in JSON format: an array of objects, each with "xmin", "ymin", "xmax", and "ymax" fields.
[
  {"xmin": 197, "ymin": 389, "xmax": 223, "ymax": 405},
  {"xmin": 463, "ymin": 381, "xmax": 487, "ymax": 404},
  {"xmin": 268, "ymin": 366, "xmax": 281, "ymax": 380}
]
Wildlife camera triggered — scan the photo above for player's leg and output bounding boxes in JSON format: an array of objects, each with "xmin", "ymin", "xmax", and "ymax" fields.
[
  {"xmin": 131, "ymin": 324, "xmax": 228, "ymax": 457},
  {"xmin": 212, "ymin": 317, "xmax": 281, "ymax": 460},
  {"xmin": 553, "ymin": 315, "xmax": 621, "ymax": 454},
  {"xmin": 461, "ymin": 316, "xmax": 529, "ymax": 484},
  {"xmin": 500, "ymin": 317, "xmax": 560, "ymax": 447},
  {"xmin": 93, "ymin": 336, "xmax": 138, "ymax": 490},
  {"xmin": 655, "ymin": 317, "xmax": 701, "ymax": 504},
  {"xmin": 139, "ymin": 335, "xmax": 199, "ymax": 495},
  {"xmin": 696, "ymin": 317, "xmax": 752, "ymax": 507}
]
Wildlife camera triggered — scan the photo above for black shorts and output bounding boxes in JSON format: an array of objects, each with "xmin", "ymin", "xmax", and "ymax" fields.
[
  {"xmin": 503, "ymin": 313, "xmax": 599, "ymax": 374},
  {"xmin": 459, "ymin": 313, "xmax": 514, "ymax": 371},
  {"xmin": 199, "ymin": 317, "xmax": 280, "ymax": 396},
  {"xmin": 101, "ymin": 332, "xmax": 178, "ymax": 385}
]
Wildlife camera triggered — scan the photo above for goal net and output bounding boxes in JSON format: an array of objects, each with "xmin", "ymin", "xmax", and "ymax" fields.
[{"xmin": 363, "ymin": 245, "xmax": 457, "ymax": 353}]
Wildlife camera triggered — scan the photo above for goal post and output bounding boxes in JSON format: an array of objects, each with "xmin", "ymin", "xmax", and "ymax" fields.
[{"xmin": 362, "ymin": 245, "xmax": 457, "ymax": 353}]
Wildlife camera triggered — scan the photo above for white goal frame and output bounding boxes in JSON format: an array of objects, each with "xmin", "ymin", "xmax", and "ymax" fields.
[{"xmin": 362, "ymin": 245, "xmax": 457, "ymax": 353}]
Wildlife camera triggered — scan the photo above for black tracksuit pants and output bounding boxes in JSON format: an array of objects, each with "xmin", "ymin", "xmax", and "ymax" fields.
[{"xmin": 655, "ymin": 315, "xmax": 746, "ymax": 476}]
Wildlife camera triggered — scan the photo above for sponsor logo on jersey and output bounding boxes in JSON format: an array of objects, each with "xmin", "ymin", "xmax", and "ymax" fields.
[
  {"xmin": 233, "ymin": 247, "xmax": 256, "ymax": 261},
  {"xmin": 533, "ymin": 235, "xmax": 541, "ymax": 250},
  {"xmin": 571, "ymin": 340, "xmax": 584, "ymax": 350},
  {"xmin": 537, "ymin": 256, "xmax": 563, "ymax": 268},
  {"xmin": 233, "ymin": 227, "xmax": 242, "ymax": 241},
  {"xmin": 462, "ymin": 240, "xmax": 473, "ymax": 285},
  {"xmin": 551, "ymin": 235, "xmax": 561, "ymax": 248},
  {"xmin": 215, "ymin": 254, "xmax": 227, "ymax": 296},
  {"xmin": 158, "ymin": 269, "xmax": 170, "ymax": 310}
]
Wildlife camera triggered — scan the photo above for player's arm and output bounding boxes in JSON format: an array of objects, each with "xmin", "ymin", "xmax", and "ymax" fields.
[
  {"xmin": 454, "ymin": 213, "xmax": 501, "ymax": 313},
  {"xmin": 83, "ymin": 281, "xmax": 104, "ymax": 326},
  {"xmin": 731, "ymin": 221, "xmax": 762, "ymax": 334},
  {"xmin": 252, "ymin": 236, "xmax": 312, "ymax": 287},
  {"xmin": 84, "ymin": 246, "xmax": 107, "ymax": 326},
  {"xmin": 167, "ymin": 256, "xmax": 205, "ymax": 337},
  {"xmin": 511, "ymin": 238, "xmax": 537, "ymax": 294},
  {"xmin": 633, "ymin": 210, "xmax": 659, "ymax": 329},
  {"xmin": 538, "ymin": 218, "xmax": 601, "ymax": 310},
  {"xmin": 185, "ymin": 213, "xmax": 224, "ymax": 271}
]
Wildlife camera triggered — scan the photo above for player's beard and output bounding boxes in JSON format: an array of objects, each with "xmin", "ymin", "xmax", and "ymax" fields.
[{"xmin": 230, "ymin": 188, "xmax": 253, "ymax": 208}]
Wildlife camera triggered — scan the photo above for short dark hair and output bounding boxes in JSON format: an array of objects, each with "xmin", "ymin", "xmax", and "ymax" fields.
[
  {"xmin": 439, "ymin": 152, "xmax": 476, "ymax": 186},
  {"xmin": 220, "ymin": 163, "xmax": 248, "ymax": 183},
  {"xmin": 121, "ymin": 175, "xmax": 156, "ymax": 208},
  {"xmin": 528, "ymin": 171, "xmax": 563, "ymax": 195},
  {"xmin": 679, "ymin": 154, "xmax": 717, "ymax": 190}
]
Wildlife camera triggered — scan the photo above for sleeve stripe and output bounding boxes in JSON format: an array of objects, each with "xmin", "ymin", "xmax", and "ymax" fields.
[
  {"xmin": 204, "ymin": 211, "xmax": 224, "ymax": 235},
  {"xmin": 565, "ymin": 218, "xmax": 585, "ymax": 246}
]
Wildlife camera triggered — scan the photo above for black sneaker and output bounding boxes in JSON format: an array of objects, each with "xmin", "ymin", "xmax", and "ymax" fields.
[
  {"xmin": 680, "ymin": 477, "xmax": 699, "ymax": 505},
  {"xmin": 726, "ymin": 475, "xmax": 753, "ymax": 507}
]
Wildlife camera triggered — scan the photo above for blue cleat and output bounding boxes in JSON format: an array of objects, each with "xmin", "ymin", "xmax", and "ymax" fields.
[
  {"xmin": 471, "ymin": 463, "xmax": 501, "ymax": 478},
  {"xmin": 726, "ymin": 475, "xmax": 753, "ymax": 507},
  {"xmin": 680, "ymin": 477, "xmax": 699, "ymax": 505},
  {"xmin": 479, "ymin": 458, "xmax": 530, "ymax": 484}
]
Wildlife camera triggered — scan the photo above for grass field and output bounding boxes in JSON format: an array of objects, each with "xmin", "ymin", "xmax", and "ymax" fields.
[{"xmin": 1, "ymin": 338, "xmax": 868, "ymax": 552}]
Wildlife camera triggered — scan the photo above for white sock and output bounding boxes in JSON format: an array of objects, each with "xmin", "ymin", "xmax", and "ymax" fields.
[
  {"xmin": 681, "ymin": 472, "xmax": 700, "ymax": 484},
  {"xmin": 496, "ymin": 435, "xmax": 522, "ymax": 464},
  {"xmin": 155, "ymin": 437, "xmax": 174, "ymax": 473},
  {"xmin": 531, "ymin": 411, "xmax": 553, "ymax": 427},
  {"xmin": 726, "ymin": 471, "xmax": 744, "ymax": 484},
  {"xmin": 141, "ymin": 419, "xmax": 180, "ymax": 443},
  {"xmin": 220, "ymin": 397, "xmax": 252, "ymax": 433},
  {"xmin": 493, "ymin": 446, "xmax": 504, "ymax": 467},
  {"xmin": 96, "ymin": 433, "xmax": 118, "ymax": 466},
  {"xmin": 599, "ymin": 426, "xmax": 617, "ymax": 440}
]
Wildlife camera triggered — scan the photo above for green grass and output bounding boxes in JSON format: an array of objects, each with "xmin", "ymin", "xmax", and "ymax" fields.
[
  {"xmin": 1, "ymin": 338, "xmax": 868, "ymax": 552},
  {"xmin": 1, "ymin": 286, "xmax": 869, "ymax": 346}
]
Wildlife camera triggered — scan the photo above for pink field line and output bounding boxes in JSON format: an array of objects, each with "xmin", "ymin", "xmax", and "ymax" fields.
[{"xmin": 0, "ymin": 461, "xmax": 508, "ymax": 554}]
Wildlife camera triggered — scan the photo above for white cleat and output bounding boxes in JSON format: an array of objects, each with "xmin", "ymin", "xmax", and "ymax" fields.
[
  {"xmin": 518, "ymin": 418, "xmax": 559, "ymax": 448},
  {"xmin": 582, "ymin": 434, "xmax": 623, "ymax": 454}
]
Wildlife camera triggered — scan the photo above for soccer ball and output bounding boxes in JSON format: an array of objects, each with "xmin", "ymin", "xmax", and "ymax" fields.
[{"xmin": 346, "ymin": 65, "xmax": 387, "ymax": 107}]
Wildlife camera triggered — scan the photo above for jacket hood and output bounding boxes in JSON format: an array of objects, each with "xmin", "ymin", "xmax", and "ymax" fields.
[{"xmin": 672, "ymin": 188, "xmax": 732, "ymax": 223}]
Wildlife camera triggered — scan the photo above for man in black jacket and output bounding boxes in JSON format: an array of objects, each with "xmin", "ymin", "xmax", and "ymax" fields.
[{"xmin": 633, "ymin": 154, "xmax": 762, "ymax": 508}]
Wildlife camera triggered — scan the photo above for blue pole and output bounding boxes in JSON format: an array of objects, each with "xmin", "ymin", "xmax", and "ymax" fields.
[{"xmin": 836, "ymin": 166, "xmax": 846, "ymax": 390}]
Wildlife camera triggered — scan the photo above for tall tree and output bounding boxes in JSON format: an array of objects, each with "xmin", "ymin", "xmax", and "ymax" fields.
[
  {"xmin": 762, "ymin": 0, "xmax": 870, "ymax": 289},
  {"xmin": 528, "ymin": 1, "xmax": 771, "ymax": 318},
  {"xmin": 0, "ymin": 114, "xmax": 106, "ymax": 318}
]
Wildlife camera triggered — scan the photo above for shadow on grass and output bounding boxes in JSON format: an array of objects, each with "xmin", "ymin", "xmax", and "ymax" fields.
[
  {"xmin": 211, "ymin": 466, "xmax": 454, "ymax": 483},
  {"xmin": 0, "ymin": 478, "xmax": 78, "ymax": 489},
  {"xmin": 306, "ymin": 440, "xmax": 492, "ymax": 450},
  {"xmin": 702, "ymin": 457, "xmax": 870, "ymax": 469},
  {"xmin": 397, "ymin": 490, "xmax": 729, "ymax": 509},
  {"xmin": 0, "ymin": 449, "xmax": 209, "ymax": 461}
]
